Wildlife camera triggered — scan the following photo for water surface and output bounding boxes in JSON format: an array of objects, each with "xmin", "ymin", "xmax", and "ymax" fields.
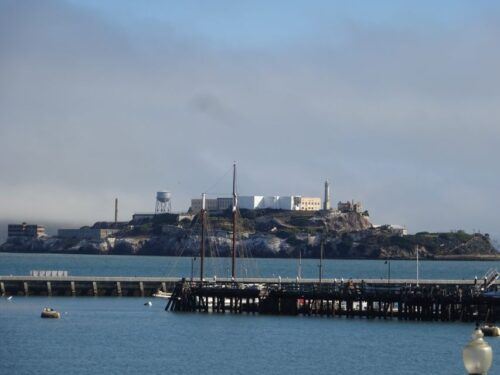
[
  {"xmin": 1, "ymin": 296, "xmax": 498, "ymax": 375},
  {"xmin": 1, "ymin": 252, "xmax": 498, "ymax": 280}
]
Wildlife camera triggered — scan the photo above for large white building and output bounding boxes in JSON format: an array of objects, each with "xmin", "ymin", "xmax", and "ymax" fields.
[{"xmin": 190, "ymin": 195, "xmax": 321, "ymax": 212}]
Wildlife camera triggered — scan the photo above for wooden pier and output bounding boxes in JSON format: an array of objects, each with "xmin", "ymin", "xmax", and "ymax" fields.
[
  {"xmin": 2, "ymin": 275, "xmax": 499, "ymax": 323},
  {"xmin": 166, "ymin": 278, "xmax": 500, "ymax": 323}
]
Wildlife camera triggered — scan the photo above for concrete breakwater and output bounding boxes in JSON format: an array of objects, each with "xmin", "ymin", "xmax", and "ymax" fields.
[{"xmin": 0, "ymin": 276, "xmax": 178, "ymax": 297}]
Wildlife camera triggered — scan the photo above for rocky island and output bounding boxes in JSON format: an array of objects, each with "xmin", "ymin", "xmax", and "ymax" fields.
[{"xmin": 1, "ymin": 209, "xmax": 498, "ymax": 260}]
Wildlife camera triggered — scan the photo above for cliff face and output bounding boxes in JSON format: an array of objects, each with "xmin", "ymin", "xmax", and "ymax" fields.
[{"xmin": 1, "ymin": 211, "xmax": 497, "ymax": 259}]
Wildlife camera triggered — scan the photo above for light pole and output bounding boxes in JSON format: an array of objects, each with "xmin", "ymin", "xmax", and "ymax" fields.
[
  {"xmin": 385, "ymin": 258, "xmax": 391, "ymax": 285},
  {"xmin": 463, "ymin": 324, "xmax": 493, "ymax": 375},
  {"xmin": 190, "ymin": 257, "xmax": 197, "ymax": 281}
]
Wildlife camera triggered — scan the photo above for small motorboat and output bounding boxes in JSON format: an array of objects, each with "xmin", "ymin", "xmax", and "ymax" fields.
[
  {"xmin": 144, "ymin": 301, "xmax": 152, "ymax": 306},
  {"xmin": 152, "ymin": 290, "xmax": 171, "ymax": 299},
  {"xmin": 41, "ymin": 307, "xmax": 61, "ymax": 319},
  {"xmin": 480, "ymin": 324, "xmax": 500, "ymax": 337}
]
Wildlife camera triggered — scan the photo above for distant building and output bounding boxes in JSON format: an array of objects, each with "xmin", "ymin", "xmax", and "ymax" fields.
[
  {"xmin": 190, "ymin": 195, "xmax": 321, "ymax": 212},
  {"xmin": 57, "ymin": 228, "xmax": 119, "ymax": 241},
  {"xmin": 8, "ymin": 223, "xmax": 45, "ymax": 238},
  {"xmin": 132, "ymin": 213, "xmax": 155, "ymax": 222},
  {"xmin": 373, "ymin": 224, "xmax": 408, "ymax": 236},
  {"xmin": 299, "ymin": 197, "xmax": 321, "ymax": 211},
  {"xmin": 216, "ymin": 197, "xmax": 233, "ymax": 211},
  {"xmin": 337, "ymin": 200, "xmax": 363, "ymax": 213},
  {"xmin": 190, "ymin": 198, "xmax": 219, "ymax": 212},
  {"xmin": 387, "ymin": 225, "xmax": 408, "ymax": 236},
  {"xmin": 131, "ymin": 212, "xmax": 194, "ymax": 224}
]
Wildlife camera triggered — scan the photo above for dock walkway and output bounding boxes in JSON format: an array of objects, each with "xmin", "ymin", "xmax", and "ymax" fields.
[{"xmin": 0, "ymin": 275, "xmax": 491, "ymax": 297}]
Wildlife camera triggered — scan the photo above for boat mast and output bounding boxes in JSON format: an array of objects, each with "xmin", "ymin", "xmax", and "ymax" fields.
[
  {"xmin": 200, "ymin": 193, "xmax": 206, "ymax": 282},
  {"xmin": 231, "ymin": 162, "xmax": 237, "ymax": 280}
]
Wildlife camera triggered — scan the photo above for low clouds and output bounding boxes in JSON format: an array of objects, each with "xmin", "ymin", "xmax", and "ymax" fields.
[{"xmin": 0, "ymin": 0, "xmax": 499, "ymax": 239}]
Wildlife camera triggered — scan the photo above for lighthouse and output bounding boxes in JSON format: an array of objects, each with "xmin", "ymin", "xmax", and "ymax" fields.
[{"xmin": 323, "ymin": 180, "xmax": 331, "ymax": 211}]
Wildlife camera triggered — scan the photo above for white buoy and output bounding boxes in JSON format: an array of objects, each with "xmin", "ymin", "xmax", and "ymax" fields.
[{"xmin": 144, "ymin": 301, "xmax": 152, "ymax": 306}]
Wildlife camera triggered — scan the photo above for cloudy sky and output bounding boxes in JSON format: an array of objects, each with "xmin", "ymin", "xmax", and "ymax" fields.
[{"xmin": 1, "ymin": 0, "xmax": 499, "ymax": 239}]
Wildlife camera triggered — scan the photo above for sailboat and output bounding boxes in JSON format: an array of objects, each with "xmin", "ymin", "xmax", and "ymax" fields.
[
  {"xmin": 198, "ymin": 162, "xmax": 238, "ymax": 282},
  {"xmin": 166, "ymin": 163, "xmax": 264, "ymax": 312}
]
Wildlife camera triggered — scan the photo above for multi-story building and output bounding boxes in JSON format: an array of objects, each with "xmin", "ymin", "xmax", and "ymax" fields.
[
  {"xmin": 338, "ymin": 201, "xmax": 363, "ymax": 213},
  {"xmin": 216, "ymin": 197, "xmax": 233, "ymax": 211},
  {"xmin": 191, "ymin": 195, "xmax": 322, "ymax": 212},
  {"xmin": 299, "ymin": 197, "xmax": 322, "ymax": 211},
  {"xmin": 190, "ymin": 198, "xmax": 219, "ymax": 213},
  {"xmin": 8, "ymin": 223, "xmax": 45, "ymax": 238}
]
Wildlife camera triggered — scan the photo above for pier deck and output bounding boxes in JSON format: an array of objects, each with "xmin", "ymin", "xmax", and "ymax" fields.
[
  {"xmin": 2, "ymin": 275, "xmax": 498, "ymax": 323},
  {"xmin": 0, "ymin": 275, "xmax": 493, "ymax": 297},
  {"xmin": 166, "ymin": 278, "xmax": 500, "ymax": 323}
]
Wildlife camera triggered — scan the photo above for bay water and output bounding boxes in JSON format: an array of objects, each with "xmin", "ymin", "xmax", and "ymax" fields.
[{"xmin": 1, "ymin": 253, "xmax": 499, "ymax": 374}]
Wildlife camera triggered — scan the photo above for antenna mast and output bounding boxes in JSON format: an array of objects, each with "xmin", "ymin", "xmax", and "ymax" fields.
[{"xmin": 231, "ymin": 162, "xmax": 237, "ymax": 280}]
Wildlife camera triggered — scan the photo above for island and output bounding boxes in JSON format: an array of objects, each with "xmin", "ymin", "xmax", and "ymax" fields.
[{"xmin": 1, "ymin": 209, "xmax": 498, "ymax": 260}]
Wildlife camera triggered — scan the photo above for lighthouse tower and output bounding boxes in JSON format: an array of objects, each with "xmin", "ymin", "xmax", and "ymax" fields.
[{"xmin": 323, "ymin": 180, "xmax": 331, "ymax": 211}]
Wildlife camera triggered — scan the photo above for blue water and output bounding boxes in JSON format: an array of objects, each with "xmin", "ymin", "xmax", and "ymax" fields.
[
  {"xmin": 1, "ymin": 252, "xmax": 499, "ymax": 280},
  {"xmin": 1, "ymin": 297, "xmax": 499, "ymax": 375},
  {"xmin": 1, "ymin": 253, "xmax": 499, "ymax": 374}
]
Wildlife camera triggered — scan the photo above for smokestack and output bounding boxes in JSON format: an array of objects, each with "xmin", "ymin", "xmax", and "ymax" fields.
[
  {"xmin": 114, "ymin": 198, "xmax": 118, "ymax": 224},
  {"xmin": 323, "ymin": 180, "xmax": 331, "ymax": 211}
]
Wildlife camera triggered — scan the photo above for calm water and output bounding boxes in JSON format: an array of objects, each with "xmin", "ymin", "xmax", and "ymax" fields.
[
  {"xmin": 1, "ymin": 253, "xmax": 499, "ymax": 374},
  {"xmin": 1, "ymin": 297, "xmax": 499, "ymax": 375},
  {"xmin": 1, "ymin": 252, "xmax": 499, "ymax": 279}
]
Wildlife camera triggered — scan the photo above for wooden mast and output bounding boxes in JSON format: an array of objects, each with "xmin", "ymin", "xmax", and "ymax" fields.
[
  {"xmin": 200, "ymin": 193, "xmax": 206, "ymax": 282},
  {"xmin": 231, "ymin": 162, "xmax": 237, "ymax": 280}
]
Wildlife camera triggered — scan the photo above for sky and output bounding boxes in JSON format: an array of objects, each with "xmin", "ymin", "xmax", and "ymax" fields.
[{"xmin": 0, "ymin": 0, "xmax": 499, "ymax": 240}]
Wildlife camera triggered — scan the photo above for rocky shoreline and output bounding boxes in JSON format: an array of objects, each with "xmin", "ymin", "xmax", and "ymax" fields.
[{"xmin": 1, "ymin": 210, "xmax": 498, "ymax": 260}]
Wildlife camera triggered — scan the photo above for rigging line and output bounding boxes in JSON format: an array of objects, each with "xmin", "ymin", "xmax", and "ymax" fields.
[
  {"xmin": 164, "ymin": 213, "xmax": 200, "ymax": 278},
  {"xmin": 205, "ymin": 216, "xmax": 221, "ymax": 279},
  {"xmin": 202, "ymin": 165, "xmax": 233, "ymax": 196},
  {"xmin": 236, "ymin": 206, "xmax": 261, "ymax": 279}
]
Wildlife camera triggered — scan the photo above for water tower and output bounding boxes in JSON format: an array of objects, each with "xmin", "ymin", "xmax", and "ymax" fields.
[{"xmin": 155, "ymin": 191, "xmax": 172, "ymax": 214}]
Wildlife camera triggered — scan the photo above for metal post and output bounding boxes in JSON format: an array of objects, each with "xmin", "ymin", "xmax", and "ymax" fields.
[
  {"xmin": 319, "ymin": 240, "xmax": 324, "ymax": 285},
  {"xmin": 297, "ymin": 249, "xmax": 302, "ymax": 282},
  {"xmin": 191, "ymin": 257, "xmax": 196, "ymax": 281},
  {"xmin": 231, "ymin": 162, "xmax": 237, "ymax": 280},
  {"xmin": 416, "ymin": 246, "xmax": 419, "ymax": 286},
  {"xmin": 386, "ymin": 258, "xmax": 391, "ymax": 284},
  {"xmin": 200, "ymin": 193, "xmax": 206, "ymax": 283},
  {"xmin": 114, "ymin": 198, "xmax": 118, "ymax": 224}
]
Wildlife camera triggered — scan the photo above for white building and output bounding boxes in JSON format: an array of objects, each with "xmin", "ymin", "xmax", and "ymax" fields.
[
  {"xmin": 238, "ymin": 195, "xmax": 318, "ymax": 211},
  {"xmin": 190, "ymin": 195, "xmax": 321, "ymax": 212}
]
